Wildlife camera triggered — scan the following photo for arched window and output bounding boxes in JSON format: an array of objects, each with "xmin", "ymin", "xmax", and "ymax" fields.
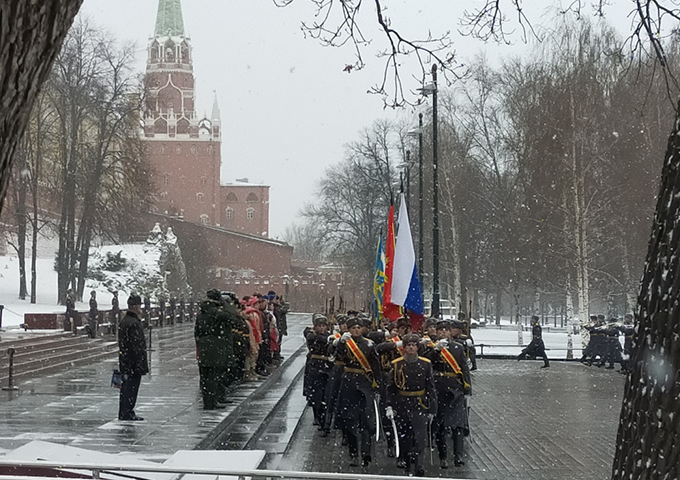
[
  {"xmin": 180, "ymin": 176, "xmax": 186, "ymax": 186},
  {"xmin": 226, "ymin": 192, "xmax": 238, "ymax": 202},
  {"xmin": 246, "ymin": 192, "xmax": 259, "ymax": 203},
  {"xmin": 175, "ymin": 145, "xmax": 181, "ymax": 154},
  {"xmin": 190, "ymin": 144, "xmax": 197, "ymax": 154},
  {"xmin": 200, "ymin": 214, "xmax": 209, "ymax": 225},
  {"xmin": 246, "ymin": 208, "xmax": 255, "ymax": 220},
  {"xmin": 160, "ymin": 191, "xmax": 168, "ymax": 200},
  {"xmin": 225, "ymin": 207, "xmax": 234, "ymax": 220},
  {"xmin": 163, "ymin": 173, "xmax": 169, "ymax": 185},
  {"xmin": 177, "ymin": 118, "xmax": 190, "ymax": 135},
  {"xmin": 196, "ymin": 193, "xmax": 204, "ymax": 203},
  {"xmin": 201, "ymin": 176, "xmax": 207, "ymax": 186}
]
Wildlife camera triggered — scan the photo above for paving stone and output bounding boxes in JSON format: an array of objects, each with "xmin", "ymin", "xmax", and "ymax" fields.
[
  {"xmin": 0, "ymin": 314, "xmax": 309, "ymax": 461},
  {"xmin": 281, "ymin": 359, "xmax": 626, "ymax": 480}
]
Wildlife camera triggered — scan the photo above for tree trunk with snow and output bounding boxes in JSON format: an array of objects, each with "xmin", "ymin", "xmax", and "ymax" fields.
[
  {"xmin": 0, "ymin": 1, "xmax": 84, "ymax": 216},
  {"xmin": 612, "ymin": 102, "xmax": 680, "ymax": 479}
]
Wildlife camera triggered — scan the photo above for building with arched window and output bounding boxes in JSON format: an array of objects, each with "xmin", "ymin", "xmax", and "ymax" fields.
[{"xmin": 143, "ymin": 0, "xmax": 270, "ymax": 237}]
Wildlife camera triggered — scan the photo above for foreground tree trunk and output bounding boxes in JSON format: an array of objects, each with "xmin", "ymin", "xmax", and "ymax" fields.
[
  {"xmin": 612, "ymin": 102, "xmax": 680, "ymax": 479},
  {"xmin": 0, "ymin": 1, "xmax": 83, "ymax": 215}
]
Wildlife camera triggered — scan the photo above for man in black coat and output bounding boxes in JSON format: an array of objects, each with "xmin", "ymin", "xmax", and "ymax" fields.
[{"xmin": 118, "ymin": 294, "xmax": 148, "ymax": 421}]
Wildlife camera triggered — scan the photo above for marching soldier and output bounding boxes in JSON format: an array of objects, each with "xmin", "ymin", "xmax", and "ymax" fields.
[
  {"xmin": 335, "ymin": 317, "xmax": 382, "ymax": 467},
  {"xmin": 517, "ymin": 315, "xmax": 550, "ymax": 368},
  {"xmin": 305, "ymin": 314, "xmax": 333, "ymax": 428},
  {"xmin": 385, "ymin": 333, "xmax": 438, "ymax": 477},
  {"xmin": 322, "ymin": 315, "xmax": 348, "ymax": 436},
  {"xmin": 599, "ymin": 317, "xmax": 623, "ymax": 369},
  {"xmin": 425, "ymin": 320, "xmax": 471, "ymax": 468},
  {"xmin": 619, "ymin": 314, "xmax": 634, "ymax": 373},
  {"xmin": 457, "ymin": 312, "xmax": 477, "ymax": 371}
]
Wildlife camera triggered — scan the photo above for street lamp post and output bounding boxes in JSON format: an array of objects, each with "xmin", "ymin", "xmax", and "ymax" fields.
[
  {"xmin": 420, "ymin": 65, "xmax": 441, "ymax": 318},
  {"xmin": 432, "ymin": 65, "xmax": 440, "ymax": 318},
  {"xmin": 417, "ymin": 113, "xmax": 424, "ymax": 290}
]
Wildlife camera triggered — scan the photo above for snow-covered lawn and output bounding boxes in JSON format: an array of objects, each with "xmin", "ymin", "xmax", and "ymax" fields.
[{"xmin": 473, "ymin": 325, "xmax": 585, "ymax": 357}]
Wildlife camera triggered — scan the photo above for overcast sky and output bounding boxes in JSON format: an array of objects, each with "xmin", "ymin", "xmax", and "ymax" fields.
[{"xmin": 79, "ymin": 0, "xmax": 635, "ymax": 239}]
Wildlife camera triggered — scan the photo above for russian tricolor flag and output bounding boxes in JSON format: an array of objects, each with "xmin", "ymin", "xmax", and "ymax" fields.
[{"xmin": 389, "ymin": 193, "xmax": 423, "ymax": 327}]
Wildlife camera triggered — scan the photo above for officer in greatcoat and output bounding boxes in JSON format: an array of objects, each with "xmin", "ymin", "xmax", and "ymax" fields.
[
  {"xmin": 321, "ymin": 315, "xmax": 348, "ymax": 437},
  {"xmin": 517, "ymin": 315, "xmax": 550, "ymax": 368},
  {"xmin": 386, "ymin": 333, "xmax": 438, "ymax": 477},
  {"xmin": 425, "ymin": 320, "xmax": 471, "ymax": 468},
  {"xmin": 305, "ymin": 314, "xmax": 333, "ymax": 427},
  {"xmin": 335, "ymin": 316, "xmax": 382, "ymax": 467}
]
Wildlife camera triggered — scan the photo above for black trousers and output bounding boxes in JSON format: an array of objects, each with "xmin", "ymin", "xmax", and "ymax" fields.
[{"xmin": 118, "ymin": 373, "xmax": 142, "ymax": 420}]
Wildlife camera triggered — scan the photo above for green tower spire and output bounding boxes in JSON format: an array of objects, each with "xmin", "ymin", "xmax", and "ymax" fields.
[{"xmin": 154, "ymin": 0, "xmax": 185, "ymax": 37}]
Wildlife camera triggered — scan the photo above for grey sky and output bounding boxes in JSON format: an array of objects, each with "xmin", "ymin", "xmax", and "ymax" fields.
[{"xmin": 79, "ymin": 0, "xmax": 634, "ymax": 239}]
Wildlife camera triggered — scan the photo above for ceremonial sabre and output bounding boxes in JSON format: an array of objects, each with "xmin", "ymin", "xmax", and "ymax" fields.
[
  {"xmin": 390, "ymin": 416, "xmax": 400, "ymax": 458},
  {"xmin": 428, "ymin": 416, "xmax": 434, "ymax": 465},
  {"xmin": 373, "ymin": 396, "xmax": 381, "ymax": 441}
]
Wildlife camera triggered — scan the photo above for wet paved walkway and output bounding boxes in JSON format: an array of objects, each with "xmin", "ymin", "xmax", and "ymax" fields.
[
  {"xmin": 1, "ymin": 318, "xmax": 628, "ymax": 480},
  {"xmin": 0, "ymin": 313, "xmax": 310, "ymax": 462},
  {"xmin": 281, "ymin": 358, "xmax": 626, "ymax": 480}
]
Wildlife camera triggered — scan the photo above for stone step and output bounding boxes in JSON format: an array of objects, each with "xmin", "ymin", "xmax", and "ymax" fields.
[
  {"xmin": 0, "ymin": 337, "xmax": 108, "ymax": 367},
  {"xmin": 0, "ymin": 338, "xmax": 119, "ymax": 386}
]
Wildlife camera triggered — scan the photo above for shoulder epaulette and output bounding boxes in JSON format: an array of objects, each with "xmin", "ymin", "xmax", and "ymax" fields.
[
  {"xmin": 391, "ymin": 357, "xmax": 404, "ymax": 364},
  {"xmin": 419, "ymin": 356, "xmax": 431, "ymax": 363}
]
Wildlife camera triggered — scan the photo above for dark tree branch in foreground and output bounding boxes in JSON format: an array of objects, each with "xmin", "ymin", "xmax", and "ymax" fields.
[
  {"xmin": 0, "ymin": 0, "xmax": 84, "ymax": 217},
  {"xmin": 274, "ymin": 0, "xmax": 459, "ymax": 107}
]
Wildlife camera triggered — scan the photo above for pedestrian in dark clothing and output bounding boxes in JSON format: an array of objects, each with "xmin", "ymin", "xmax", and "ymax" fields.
[
  {"xmin": 118, "ymin": 294, "xmax": 148, "ymax": 421},
  {"xmin": 88, "ymin": 290, "xmax": 98, "ymax": 338},
  {"xmin": 195, "ymin": 289, "xmax": 235, "ymax": 409},
  {"xmin": 111, "ymin": 291, "xmax": 121, "ymax": 334},
  {"xmin": 65, "ymin": 289, "xmax": 75, "ymax": 332},
  {"xmin": 517, "ymin": 315, "xmax": 549, "ymax": 368}
]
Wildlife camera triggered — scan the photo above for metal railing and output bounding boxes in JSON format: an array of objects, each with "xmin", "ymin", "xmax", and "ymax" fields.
[{"xmin": 0, "ymin": 459, "xmax": 466, "ymax": 480}]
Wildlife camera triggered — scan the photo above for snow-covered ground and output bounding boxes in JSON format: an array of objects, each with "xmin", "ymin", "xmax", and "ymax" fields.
[
  {"xmin": 0, "ymin": 255, "xmax": 68, "ymax": 328},
  {"xmin": 472, "ymin": 325, "xmax": 585, "ymax": 357},
  {"xmin": 0, "ymin": 249, "xmax": 153, "ymax": 329}
]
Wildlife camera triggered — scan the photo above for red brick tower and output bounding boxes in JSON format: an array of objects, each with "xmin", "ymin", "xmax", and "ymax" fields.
[{"xmin": 143, "ymin": 0, "xmax": 221, "ymax": 226}]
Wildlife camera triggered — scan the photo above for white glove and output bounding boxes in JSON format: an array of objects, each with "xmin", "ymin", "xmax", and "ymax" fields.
[
  {"xmin": 333, "ymin": 338, "xmax": 340, "ymax": 346},
  {"xmin": 466, "ymin": 338, "xmax": 474, "ymax": 347},
  {"xmin": 435, "ymin": 339, "xmax": 448, "ymax": 350},
  {"xmin": 420, "ymin": 337, "xmax": 430, "ymax": 345},
  {"xmin": 340, "ymin": 332, "xmax": 352, "ymax": 343},
  {"xmin": 327, "ymin": 334, "xmax": 336, "ymax": 343},
  {"xmin": 385, "ymin": 406, "xmax": 394, "ymax": 419},
  {"xmin": 395, "ymin": 341, "xmax": 403, "ymax": 348}
]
